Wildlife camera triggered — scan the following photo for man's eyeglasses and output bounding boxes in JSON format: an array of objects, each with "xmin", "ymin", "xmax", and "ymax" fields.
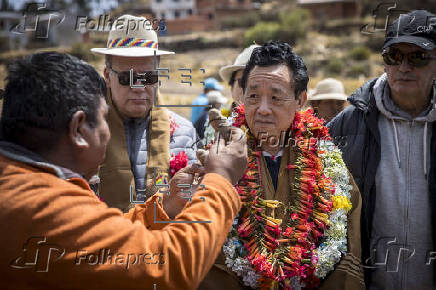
[
  {"xmin": 109, "ymin": 67, "xmax": 159, "ymax": 86},
  {"xmin": 382, "ymin": 47, "xmax": 436, "ymax": 67}
]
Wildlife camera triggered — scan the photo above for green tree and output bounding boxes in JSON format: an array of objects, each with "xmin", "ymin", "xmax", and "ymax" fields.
[{"xmin": 243, "ymin": 8, "xmax": 311, "ymax": 46}]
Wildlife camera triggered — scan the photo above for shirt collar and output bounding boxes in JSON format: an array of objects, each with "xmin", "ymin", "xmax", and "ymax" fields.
[{"xmin": 262, "ymin": 150, "xmax": 283, "ymax": 161}]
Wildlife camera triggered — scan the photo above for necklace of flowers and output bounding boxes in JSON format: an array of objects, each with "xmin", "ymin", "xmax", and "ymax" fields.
[{"xmin": 223, "ymin": 105, "xmax": 352, "ymax": 289}]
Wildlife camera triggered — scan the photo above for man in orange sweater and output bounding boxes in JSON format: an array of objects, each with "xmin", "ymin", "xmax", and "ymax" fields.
[{"xmin": 0, "ymin": 52, "xmax": 247, "ymax": 289}]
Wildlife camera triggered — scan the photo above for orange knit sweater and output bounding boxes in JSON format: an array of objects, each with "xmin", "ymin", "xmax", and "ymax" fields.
[{"xmin": 0, "ymin": 155, "xmax": 240, "ymax": 290}]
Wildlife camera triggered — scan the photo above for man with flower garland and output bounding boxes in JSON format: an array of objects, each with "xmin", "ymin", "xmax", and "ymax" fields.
[{"xmin": 199, "ymin": 41, "xmax": 364, "ymax": 289}]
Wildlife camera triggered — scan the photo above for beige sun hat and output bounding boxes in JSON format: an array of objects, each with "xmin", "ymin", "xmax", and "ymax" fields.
[
  {"xmin": 207, "ymin": 90, "xmax": 227, "ymax": 105},
  {"xmin": 308, "ymin": 78, "xmax": 348, "ymax": 101},
  {"xmin": 219, "ymin": 44, "xmax": 260, "ymax": 84},
  {"xmin": 90, "ymin": 14, "xmax": 174, "ymax": 57}
]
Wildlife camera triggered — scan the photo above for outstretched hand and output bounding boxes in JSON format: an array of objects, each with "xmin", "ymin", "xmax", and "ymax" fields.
[
  {"xmin": 162, "ymin": 164, "xmax": 205, "ymax": 219},
  {"xmin": 204, "ymin": 127, "xmax": 247, "ymax": 185}
]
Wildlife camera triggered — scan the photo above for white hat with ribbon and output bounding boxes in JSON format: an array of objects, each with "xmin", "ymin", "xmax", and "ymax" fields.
[
  {"xmin": 91, "ymin": 15, "xmax": 174, "ymax": 57},
  {"xmin": 308, "ymin": 78, "xmax": 348, "ymax": 101},
  {"xmin": 219, "ymin": 44, "xmax": 260, "ymax": 84}
]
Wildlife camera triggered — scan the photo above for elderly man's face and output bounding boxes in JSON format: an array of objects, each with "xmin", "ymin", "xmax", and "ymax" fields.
[
  {"xmin": 231, "ymin": 70, "xmax": 244, "ymax": 104},
  {"xmin": 104, "ymin": 56, "xmax": 157, "ymax": 118},
  {"xmin": 243, "ymin": 64, "xmax": 305, "ymax": 148},
  {"xmin": 385, "ymin": 43, "xmax": 436, "ymax": 106},
  {"xmin": 311, "ymin": 100, "xmax": 347, "ymax": 122}
]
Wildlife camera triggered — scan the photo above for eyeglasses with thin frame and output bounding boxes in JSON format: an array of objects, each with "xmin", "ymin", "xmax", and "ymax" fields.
[
  {"xmin": 109, "ymin": 67, "xmax": 159, "ymax": 86},
  {"xmin": 382, "ymin": 47, "xmax": 436, "ymax": 67}
]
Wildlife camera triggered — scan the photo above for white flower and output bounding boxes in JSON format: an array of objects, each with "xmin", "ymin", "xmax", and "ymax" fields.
[{"xmin": 315, "ymin": 141, "xmax": 351, "ymax": 279}]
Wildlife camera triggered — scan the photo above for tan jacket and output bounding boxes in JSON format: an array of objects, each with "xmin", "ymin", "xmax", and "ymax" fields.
[{"xmin": 199, "ymin": 149, "xmax": 364, "ymax": 290}]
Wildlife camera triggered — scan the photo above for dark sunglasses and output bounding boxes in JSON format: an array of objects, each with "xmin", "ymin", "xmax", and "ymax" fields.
[
  {"xmin": 382, "ymin": 47, "xmax": 436, "ymax": 67},
  {"xmin": 109, "ymin": 67, "xmax": 158, "ymax": 86}
]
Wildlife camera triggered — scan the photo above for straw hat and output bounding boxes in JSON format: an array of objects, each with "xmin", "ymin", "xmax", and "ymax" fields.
[
  {"xmin": 308, "ymin": 78, "xmax": 348, "ymax": 101},
  {"xmin": 91, "ymin": 15, "xmax": 174, "ymax": 57},
  {"xmin": 207, "ymin": 90, "xmax": 227, "ymax": 105},
  {"xmin": 219, "ymin": 44, "xmax": 260, "ymax": 84}
]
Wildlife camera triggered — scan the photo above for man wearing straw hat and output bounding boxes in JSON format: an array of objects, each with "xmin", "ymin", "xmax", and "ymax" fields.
[
  {"xmin": 307, "ymin": 78, "xmax": 348, "ymax": 123},
  {"xmin": 219, "ymin": 44, "xmax": 260, "ymax": 107},
  {"xmin": 91, "ymin": 15, "xmax": 197, "ymax": 212},
  {"xmin": 0, "ymin": 51, "xmax": 248, "ymax": 289}
]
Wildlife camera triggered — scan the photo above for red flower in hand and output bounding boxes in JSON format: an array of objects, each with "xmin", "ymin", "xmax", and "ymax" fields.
[{"xmin": 170, "ymin": 151, "xmax": 188, "ymax": 177}]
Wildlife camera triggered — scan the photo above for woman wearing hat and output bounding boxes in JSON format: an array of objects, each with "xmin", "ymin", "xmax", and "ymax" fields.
[{"xmin": 308, "ymin": 78, "xmax": 348, "ymax": 123}]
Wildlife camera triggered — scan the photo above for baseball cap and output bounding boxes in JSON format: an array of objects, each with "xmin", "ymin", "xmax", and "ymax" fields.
[
  {"xmin": 204, "ymin": 78, "xmax": 223, "ymax": 91},
  {"xmin": 383, "ymin": 10, "xmax": 436, "ymax": 50}
]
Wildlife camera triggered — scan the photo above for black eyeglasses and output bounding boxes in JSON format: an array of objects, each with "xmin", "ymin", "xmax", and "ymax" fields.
[
  {"xmin": 382, "ymin": 47, "xmax": 436, "ymax": 67},
  {"xmin": 109, "ymin": 67, "xmax": 159, "ymax": 86}
]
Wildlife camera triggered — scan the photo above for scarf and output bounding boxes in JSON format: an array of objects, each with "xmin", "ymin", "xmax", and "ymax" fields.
[{"xmin": 98, "ymin": 90, "xmax": 170, "ymax": 212}]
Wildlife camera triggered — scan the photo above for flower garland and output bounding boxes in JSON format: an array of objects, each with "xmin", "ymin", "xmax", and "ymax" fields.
[
  {"xmin": 223, "ymin": 105, "xmax": 352, "ymax": 289},
  {"xmin": 314, "ymin": 141, "xmax": 352, "ymax": 278}
]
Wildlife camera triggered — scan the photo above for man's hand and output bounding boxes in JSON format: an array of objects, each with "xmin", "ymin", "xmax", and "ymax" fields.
[
  {"xmin": 208, "ymin": 108, "xmax": 231, "ymax": 141},
  {"xmin": 204, "ymin": 127, "xmax": 247, "ymax": 184},
  {"xmin": 162, "ymin": 164, "xmax": 205, "ymax": 219}
]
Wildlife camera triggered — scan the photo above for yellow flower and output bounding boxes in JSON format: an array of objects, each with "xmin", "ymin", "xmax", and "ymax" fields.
[
  {"xmin": 332, "ymin": 196, "xmax": 352, "ymax": 212},
  {"xmin": 221, "ymin": 107, "xmax": 230, "ymax": 117}
]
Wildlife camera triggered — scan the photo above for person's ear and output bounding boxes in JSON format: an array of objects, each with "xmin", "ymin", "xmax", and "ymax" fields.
[
  {"xmin": 69, "ymin": 111, "xmax": 91, "ymax": 149},
  {"xmin": 297, "ymin": 91, "xmax": 307, "ymax": 110},
  {"xmin": 104, "ymin": 66, "xmax": 111, "ymax": 88}
]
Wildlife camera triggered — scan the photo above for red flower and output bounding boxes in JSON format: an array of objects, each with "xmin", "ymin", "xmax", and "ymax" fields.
[
  {"xmin": 232, "ymin": 104, "xmax": 246, "ymax": 128},
  {"xmin": 283, "ymin": 227, "xmax": 294, "ymax": 237},
  {"xmin": 170, "ymin": 151, "xmax": 188, "ymax": 176}
]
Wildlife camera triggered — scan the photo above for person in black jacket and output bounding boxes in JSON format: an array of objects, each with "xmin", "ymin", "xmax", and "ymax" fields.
[{"xmin": 328, "ymin": 10, "xmax": 436, "ymax": 290}]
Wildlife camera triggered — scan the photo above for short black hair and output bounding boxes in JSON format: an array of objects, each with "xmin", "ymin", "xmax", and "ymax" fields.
[
  {"xmin": 240, "ymin": 41, "xmax": 309, "ymax": 99},
  {"xmin": 1, "ymin": 52, "xmax": 107, "ymax": 153}
]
